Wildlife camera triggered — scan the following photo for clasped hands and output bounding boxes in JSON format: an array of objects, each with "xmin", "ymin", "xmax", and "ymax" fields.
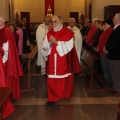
[{"xmin": 50, "ymin": 35, "xmax": 58, "ymax": 45}]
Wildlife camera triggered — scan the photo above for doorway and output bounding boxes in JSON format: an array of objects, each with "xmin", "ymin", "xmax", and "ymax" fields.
[
  {"xmin": 70, "ymin": 12, "xmax": 79, "ymax": 23},
  {"xmin": 21, "ymin": 12, "xmax": 30, "ymax": 22}
]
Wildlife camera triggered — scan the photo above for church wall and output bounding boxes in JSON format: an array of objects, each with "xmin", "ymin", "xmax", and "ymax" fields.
[
  {"xmin": 2, "ymin": 0, "xmax": 120, "ymax": 23},
  {"xmin": 0, "ymin": 0, "xmax": 9, "ymax": 21},
  {"xmin": 93, "ymin": 0, "xmax": 120, "ymax": 20},
  {"xmin": 54, "ymin": 0, "xmax": 85, "ymax": 22},
  {"xmin": 87, "ymin": 0, "xmax": 120, "ymax": 20},
  {"xmin": 14, "ymin": 0, "xmax": 45, "ymax": 23},
  {"xmin": 14, "ymin": 0, "xmax": 85, "ymax": 23}
]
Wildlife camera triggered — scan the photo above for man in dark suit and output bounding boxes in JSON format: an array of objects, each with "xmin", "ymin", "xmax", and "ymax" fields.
[{"xmin": 104, "ymin": 13, "xmax": 120, "ymax": 94}]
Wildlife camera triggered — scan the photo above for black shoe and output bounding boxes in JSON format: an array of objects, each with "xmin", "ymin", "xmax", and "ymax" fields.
[
  {"xmin": 45, "ymin": 102, "xmax": 55, "ymax": 107},
  {"xmin": 112, "ymin": 90, "xmax": 120, "ymax": 95},
  {"xmin": 11, "ymin": 98, "xmax": 16, "ymax": 103}
]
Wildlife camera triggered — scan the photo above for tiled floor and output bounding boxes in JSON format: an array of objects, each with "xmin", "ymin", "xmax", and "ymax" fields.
[{"xmin": 5, "ymin": 59, "xmax": 120, "ymax": 120}]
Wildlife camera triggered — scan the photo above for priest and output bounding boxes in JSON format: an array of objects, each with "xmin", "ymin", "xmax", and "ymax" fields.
[
  {"xmin": 0, "ymin": 45, "xmax": 14, "ymax": 119},
  {"xmin": 67, "ymin": 18, "xmax": 83, "ymax": 63},
  {"xmin": 41, "ymin": 15, "xmax": 81, "ymax": 106},
  {"xmin": 0, "ymin": 16, "xmax": 23, "ymax": 101},
  {"xmin": 36, "ymin": 16, "xmax": 51, "ymax": 74}
]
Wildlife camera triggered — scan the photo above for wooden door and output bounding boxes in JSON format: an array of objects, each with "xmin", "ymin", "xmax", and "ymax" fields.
[
  {"xmin": 21, "ymin": 12, "xmax": 30, "ymax": 22},
  {"xmin": 70, "ymin": 12, "xmax": 79, "ymax": 23}
]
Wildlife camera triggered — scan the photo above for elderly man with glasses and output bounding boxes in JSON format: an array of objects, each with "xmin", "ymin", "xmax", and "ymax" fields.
[{"xmin": 41, "ymin": 15, "xmax": 81, "ymax": 106}]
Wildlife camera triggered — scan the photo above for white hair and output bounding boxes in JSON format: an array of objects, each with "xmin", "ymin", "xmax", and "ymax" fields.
[
  {"xmin": 0, "ymin": 16, "xmax": 5, "ymax": 23},
  {"xmin": 92, "ymin": 18, "xmax": 98, "ymax": 23},
  {"xmin": 116, "ymin": 13, "xmax": 120, "ymax": 21},
  {"xmin": 69, "ymin": 18, "xmax": 76, "ymax": 22}
]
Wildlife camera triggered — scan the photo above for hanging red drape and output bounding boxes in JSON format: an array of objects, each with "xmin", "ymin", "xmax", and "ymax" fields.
[{"xmin": 45, "ymin": 0, "xmax": 54, "ymax": 15}]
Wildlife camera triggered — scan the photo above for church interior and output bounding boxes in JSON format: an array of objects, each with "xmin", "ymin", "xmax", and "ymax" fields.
[{"xmin": 1, "ymin": 0, "xmax": 120, "ymax": 120}]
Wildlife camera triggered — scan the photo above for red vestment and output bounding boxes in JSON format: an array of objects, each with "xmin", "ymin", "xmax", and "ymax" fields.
[
  {"xmin": 0, "ymin": 46, "xmax": 14, "ymax": 119},
  {"xmin": 0, "ymin": 26, "xmax": 23, "ymax": 99},
  {"xmin": 45, "ymin": 26, "xmax": 81, "ymax": 102}
]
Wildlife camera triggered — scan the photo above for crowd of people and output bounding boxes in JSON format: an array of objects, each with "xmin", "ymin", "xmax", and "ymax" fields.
[
  {"xmin": 1, "ymin": 12, "xmax": 120, "ymax": 119},
  {"xmin": 79, "ymin": 13, "xmax": 120, "ymax": 95}
]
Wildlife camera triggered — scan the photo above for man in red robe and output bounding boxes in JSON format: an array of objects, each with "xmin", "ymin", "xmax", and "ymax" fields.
[
  {"xmin": 0, "ymin": 46, "xmax": 14, "ymax": 119},
  {"xmin": 41, "ymin": 15, "xmax": 81, "ymax": 106},
  {"xmin": 0, "ymin": 16, "xmax": 23, "ymax": 101}
]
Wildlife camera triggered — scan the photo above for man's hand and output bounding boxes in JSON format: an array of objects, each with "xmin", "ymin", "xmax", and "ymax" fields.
[
  {"xmin": 103, "ymin": 46, "xmax": 108, "ymax": 54},
  {"xmin": 50, "ymin": 35, "xmax": 58, "ymax": 45}
]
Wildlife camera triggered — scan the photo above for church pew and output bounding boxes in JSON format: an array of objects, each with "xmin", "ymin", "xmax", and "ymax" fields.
[
  {"xmin": 21, "ymin": 45, "xmax": 40, "ymax": 93},
  {"xmin": 0, "ymin": 87, "xmax": 12, "ymax": 120},
  {"xmin": 117, "ymin": 102, "xmax": 120, "ymax": 120},
  {"xmin": 81, "ymin": 47, "xmax": 111, "ymax": 90}
]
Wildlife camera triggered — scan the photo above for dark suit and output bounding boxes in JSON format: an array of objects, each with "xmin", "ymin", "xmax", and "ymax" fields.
[
  {"xmin": 105, "ymin": 25, "xmax": 120, "ymax": 60},
  {"xmin": 105, "ymin": 25, "xmax": 120, "ymax": 91}
]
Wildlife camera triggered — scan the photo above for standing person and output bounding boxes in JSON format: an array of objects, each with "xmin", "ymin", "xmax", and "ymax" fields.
[
  {"xmin": 105, "ymin": 13, "xmax": 120, "ymax": 94},
  {"xmin": 22, "ymin": 17, "xmax": 31, "ymax": 36},
  {"xmin": 16, "ymin": 21, "xmax": 23, "ymax": 60},
  {"xmin": 0, "ymin": 46, "xmax": 14, "ymax": 119},
  {"xmin": 96, "ymin": 19, "xmax": 113, "ymax": 84},
  {"xmin": 78, "ymin": 21, "xmax": 84, "ymax": 37},
  {"xmin": 86, "ymin": 18, "xmax": 98, "ymax": 48},
  {"xmin": 41, "ymin": 15, "xmax": 81, "ymax": 106},
  {"xmin": 0, "ymin": 16, "xmax": 23, "ymax": 101},
  {"xmin": 36, "ymin": 16, "xmax": 51, "ymax": 74},
  {"xmin": 7, "ymin": 22, "xmax": 19, "ymax": 49},
  {"xmin": 67, "ymin": 18, "xmax": 82, "ymax": 63},
  {"xmin": 22, "ymin": 18, "xmax": 31, "ymax": 53}
]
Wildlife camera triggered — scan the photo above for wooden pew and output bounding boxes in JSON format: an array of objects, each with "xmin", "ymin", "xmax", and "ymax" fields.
[
  {"xmin": 0, "ymin": 87, "xmax": 12, "ymax": 120},
  {"xmin": 117, "ymin": 102, "xmax": 120, "ymax": 120},
  {"xmin": 22, "ymin": 45, "xmax": 41, "ymax": 92},
  {"xmin": 81, "ymin": 47, "xmax": 110, "ymax": 90}
]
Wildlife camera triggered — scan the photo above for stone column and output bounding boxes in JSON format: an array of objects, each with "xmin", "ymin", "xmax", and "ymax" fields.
[{"xmin": 9, "ymin": 0, "xmax": 15, "ymax": 21}]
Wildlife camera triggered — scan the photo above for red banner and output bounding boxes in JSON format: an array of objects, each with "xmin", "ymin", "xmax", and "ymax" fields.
[{"xmin": 45, "ymin": 0, "xmax": 54, "ymax": 16}]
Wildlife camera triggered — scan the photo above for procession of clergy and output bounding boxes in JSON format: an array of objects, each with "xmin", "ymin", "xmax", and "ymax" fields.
[{"xmin": 1, "ymin": 12, "xmax": 120, "ymax": 119}]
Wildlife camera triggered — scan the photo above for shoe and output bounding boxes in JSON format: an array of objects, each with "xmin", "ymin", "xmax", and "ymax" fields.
[
  {"xmin": 45, "ymin": 102, "xmax": 55, "ymax": 107},
  {"xmin": 11, "ymin": 98, "xmax": 16, "ymax": 103}
]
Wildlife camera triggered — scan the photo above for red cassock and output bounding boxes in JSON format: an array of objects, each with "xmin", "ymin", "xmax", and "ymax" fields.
[
  {"xmin": 0, "ymin": 26, "xmax": 23, "ymax": 100},
  {"xmin": 46, "ymin": 26, "xmax": 81, "ymax": 102},
  {"xmin": 0, "ymin": 46, "xmax": 14, "ymax": 119}
]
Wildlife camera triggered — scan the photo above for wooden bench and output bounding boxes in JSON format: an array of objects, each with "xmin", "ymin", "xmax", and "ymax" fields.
[
  {"xmin": 0, "ymin": 87, "xmax": 12, "ymax": 120},
  {"xmin": 117, "ymin": 102, "xmax": 120, "ymax": 120},
  {"xmin": 22, "ymin": 45, "xmax": 41, "ymax": 92},
  {"xmin": 81, "ymin": 47, "xmax": 110, "ymax": 90}
]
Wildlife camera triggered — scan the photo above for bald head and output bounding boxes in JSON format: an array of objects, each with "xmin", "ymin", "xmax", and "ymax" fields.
[
  {"xmin": 115, "ymin": 13, "xmax": 120, "ymax": 21},
  {"xmin": 51, "ymin": 15, "xmax": 63, "ymax": 22},
  {"xmin": 0, "ymin": 16, "xmax": 5, "ymax": 22},
  {"xmin": 51, "ymin": 15, "xmax": 63, "ymax": 30},
  {"xmin": 44, "ymin": 16, "xmax": 51, "ymax": 26},
  {"xmin": 69, "ymin": 18, "xmax": 76, "ymax": 23},
  {"xmin": 0, "ymin": 16, "xmax": 5, "ymax": 28}
]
